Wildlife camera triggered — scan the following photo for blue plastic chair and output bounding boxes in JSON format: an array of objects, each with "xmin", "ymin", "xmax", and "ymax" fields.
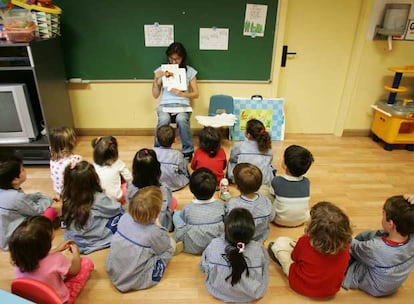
[
  {"xmin": 208, "ymin": 95, "xmax": 234, "ymax": 116},
  {"xmin": 208, "ymin": 95, "xmax": 235, "ymax": 139}
]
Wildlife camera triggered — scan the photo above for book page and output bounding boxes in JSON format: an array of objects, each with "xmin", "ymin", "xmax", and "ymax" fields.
[{"xmin": 161, "ymin": 64, "xmax": 187, "ymax": 91}]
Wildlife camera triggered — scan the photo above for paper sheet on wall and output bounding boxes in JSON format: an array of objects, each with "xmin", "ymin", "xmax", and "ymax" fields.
[
  {"xmin": 161, "ymin": 64, "xmax": 187, "ymax": 91},
  {"xmin": 243, "ymin": 4, "xmax": 268, "ymax": 37},
  {"xmin": 405, "ymin": 19, "xmax": 414, "ymax": 40},
  {"xmin": 199, "ymin": 28, "xmax": 229, "ymax": 50},
  {"xmin": 144, "ymin": 24, "xmax": 174, "ymax": 47}
]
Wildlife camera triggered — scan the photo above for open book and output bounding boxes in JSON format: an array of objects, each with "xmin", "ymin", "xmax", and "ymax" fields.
[{"xmin": 161, "ymin": 64, "xmax": 187, "ymax": 91}]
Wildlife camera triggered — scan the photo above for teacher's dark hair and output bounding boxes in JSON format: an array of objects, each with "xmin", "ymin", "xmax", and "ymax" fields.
[{"xmin": 166, "ymin": 42, "xmax": 187, "ymax": 69}]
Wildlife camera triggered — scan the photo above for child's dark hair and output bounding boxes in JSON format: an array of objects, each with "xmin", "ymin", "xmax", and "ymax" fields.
[
  {"xmin": 224, "ymin": 208, "xmax": 255, "ymax": 286},
  {"xmin": 49, "ymin": 126, "xmax": 77, "ymax": 161},
  {"xmin": 156, "ymin": 125, "xmax": 175, "ymax": 147},
  {"xmin": 0, "ymin": 153, "xmax": 22, "ymax": 189},
  {"xmin": 284, "ymin": 145, "xmax": 314, "ymax": 177},
  {"xmin": 189, "ymin": 168, "xmax": 217, "ymax": 200},
  {"xmin": 233, "ymin": 163, "xmax": 262, "ymax": 195},
  {"xmin": 166, "ymin": 42, "xmax": 187, "ymax": 69},
  {"xmin": 199, "ymin": 126, "xmax": 221, "ymax": 158},
  {"xmin": 62, "ymin": 161, "xmax": 103, "ymax": 229},
  {"xmin": 307, "ymin": 201, "xmax": 352, "ymax": 255},
  {"xmin": 132, "ymin": 148, "xmax": 161, "ymax": 188},
  {"xmin": 383, "ymin": 195, "xmax": 414, "ymax": 236},
  {"xmin": 8, "ymin": 216, "xmax": 53, "ymax": 273},
  {"xmin": 129, "ymin": 186, "xmax": 162, "ymax": 225},
  {"xmin": 91, "ymin": 136, "xmax": 119, "ymax": 166},
  {"xmin": 246, "ymin": 119, "xmax": 271, "ymax": 153}
]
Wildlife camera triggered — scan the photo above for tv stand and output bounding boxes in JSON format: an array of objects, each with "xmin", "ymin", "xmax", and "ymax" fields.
[{"xmin": 0, "ymin": 38, "xmax": 73, "ymax": 164}]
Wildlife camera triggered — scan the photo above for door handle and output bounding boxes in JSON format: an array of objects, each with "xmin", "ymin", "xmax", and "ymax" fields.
[{"xmin": 281, "ymin": 45, "xmax": 297, "ymax": 67}]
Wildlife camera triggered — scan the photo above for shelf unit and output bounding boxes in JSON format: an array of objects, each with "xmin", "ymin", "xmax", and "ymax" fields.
[{"xmin": 0, "ymin": 38, "xmax": 73, "ymax": 164}]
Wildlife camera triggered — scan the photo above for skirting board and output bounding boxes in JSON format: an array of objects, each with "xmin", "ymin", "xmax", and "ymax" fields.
[
  {"xmin": 75, "ymin": 128, "xmax": 203, "ymax": 136},
  {"xmin": 75, "ymin": 128, "xmax": 371, "ymax": 137}
]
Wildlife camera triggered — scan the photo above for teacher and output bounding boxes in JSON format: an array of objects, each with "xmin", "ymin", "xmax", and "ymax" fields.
[{"xmin": 152, "ymin": 42, "xmax": 199, "ymax": 161}]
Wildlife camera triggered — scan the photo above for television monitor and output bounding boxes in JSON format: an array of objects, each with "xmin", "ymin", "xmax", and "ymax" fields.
[{"xmin": 0, "ymin": 83, "xmax": 39, "ymax": 144}]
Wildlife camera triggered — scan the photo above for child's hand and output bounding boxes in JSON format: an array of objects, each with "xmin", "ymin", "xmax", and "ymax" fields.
[
  {"xmin": 51, "ymin": 200, "xmax": 63, "ymax": 216},
  {"xmin": 69, "ymin": 243, "xmax": 80, "ymax": 256},
  {"xmin": 51, "ymin": 240, "xmax": 73, "ymax": 253},
  {"xmin": 404, "ymin": 194, "xmax": 414, "ymax": 203}
]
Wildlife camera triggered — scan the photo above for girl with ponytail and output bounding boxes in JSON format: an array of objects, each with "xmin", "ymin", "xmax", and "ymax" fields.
[
  {"xmin": 200, "ymin": 208, "xmax": 269, "ymax": 302},
  {"xmin": 227, "ymin": 119, "xmax": 275, "ymax": 199}
]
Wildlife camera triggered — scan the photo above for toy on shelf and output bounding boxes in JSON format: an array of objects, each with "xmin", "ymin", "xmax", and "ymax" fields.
[
  {"xmin": 371, "ymin": 66, "xmax": 414, "ymax": 151},
  {"xmin": 10, "ymin": 0, "xmax": 61, "ymax": 39},
  {"xmin": 11, "ymin": 0, "xmax": 61, "ymax": 14}
]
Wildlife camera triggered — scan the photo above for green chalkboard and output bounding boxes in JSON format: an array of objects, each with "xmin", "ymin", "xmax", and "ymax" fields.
[{"xmin": 54, "ymin": 0, "xmax": 278, "ymax": 81}]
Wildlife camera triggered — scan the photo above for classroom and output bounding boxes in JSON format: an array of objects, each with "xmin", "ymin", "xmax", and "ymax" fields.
[{"xmin": 1, "ymin": 0, "xmax": 414, "ymax": 303}]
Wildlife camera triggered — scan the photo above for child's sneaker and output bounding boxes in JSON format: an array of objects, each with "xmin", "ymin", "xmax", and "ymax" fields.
[{"xmin": 219, "ymin": 178, "xmax": 231, "ymax": 201}]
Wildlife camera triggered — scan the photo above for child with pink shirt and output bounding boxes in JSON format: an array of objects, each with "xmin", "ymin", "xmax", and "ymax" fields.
[{"xmin": 9, "ymin": 216, "xmax": 94, "ymax": 304}]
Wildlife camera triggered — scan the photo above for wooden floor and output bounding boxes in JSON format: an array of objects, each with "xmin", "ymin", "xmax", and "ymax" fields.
[{"xmin": 1, "ymin": 134, "xmax": 413, "ymax": 303}]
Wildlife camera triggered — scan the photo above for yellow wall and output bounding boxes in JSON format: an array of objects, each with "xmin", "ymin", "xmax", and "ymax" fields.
[{"xmin": 68, "ymin": 0, "xmax": 414, "ymax": 134}]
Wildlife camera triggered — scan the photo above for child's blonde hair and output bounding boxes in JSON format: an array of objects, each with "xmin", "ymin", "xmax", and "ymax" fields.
[
  {"xmin": 306, "ymin": 201, "xmax": 352, "ymax": 255},
  {"xmin": 49, "ymin": 126, "xmax": 77, "ymax": 161},
  {"xmin": 129, "ymin": 186, "xmax": 162, "ymax": 224}
]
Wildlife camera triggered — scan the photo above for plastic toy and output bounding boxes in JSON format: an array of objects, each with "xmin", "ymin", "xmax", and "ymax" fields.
[
  {"xmin": 371, "ymin": 66, "xmax": 414, "ymax": 151},
  {"xmin": 11, "ymin": 0, "xmax": 61, "ymax": 14}
]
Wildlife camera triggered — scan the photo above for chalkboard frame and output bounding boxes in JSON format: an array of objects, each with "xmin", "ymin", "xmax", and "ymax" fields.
[{"xmin": 54, "ymin": 0, "xmax": 278, "ymax": 81}]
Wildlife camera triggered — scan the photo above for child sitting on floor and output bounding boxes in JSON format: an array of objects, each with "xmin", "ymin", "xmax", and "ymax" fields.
[
  {"xmin": 200, "ymin": 208, "xmax": 269, "ymax": 302},
  {"xmin": 9, "ymin": 216, "xmax": 94, "ymax": 304},
  {"xmin": 127, "ymin": 148, "xmax": 175, "ymax": 231},
  {"xmin": 173, "ymin": 168, "xmax": 225, "ymax": 255},
  {"xmin": 226, "ymin": 163, "xmax": 275, "ymax": 242},
  {"xmin": 0, "ymin": 153, "xmax": 61, "ymax": 251},
  {"xmin": 62, "ymin": 161, "xmax": 124, "ymax": 254},
  {"xmin": 49, "ymin": 126, "xmax": 82, "ymax": 195},
  {"xmin": 268, "ymin": 201, "xmax": 352, "ymax": 299},
  {"xmin": 91, "ymin": 136, "xmax": 132, "ymax": 203},
  {"xmin": 272, "ymin": 144, "xmax": 314, "ymax": 227},
  {"xmin": 107, "ymin": 186, "xmax": 174, "ymax": 292},
  {"xmin": 342, "ymin": 195, "xmax": 414, "ymax": 297},
  {"xmin": 153, "ymin": 125, "xmax": 189, "ymax": 191}
]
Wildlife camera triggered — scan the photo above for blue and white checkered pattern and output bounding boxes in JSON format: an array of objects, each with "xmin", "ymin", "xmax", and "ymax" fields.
[{"xmin": 232, "ymin": 97, "xmax": 285, "ymax": 141}]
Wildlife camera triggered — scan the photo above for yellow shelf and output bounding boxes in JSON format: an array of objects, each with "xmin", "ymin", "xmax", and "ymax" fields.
[
  {"xmin": 388, "ymin": 66, "xmax": 414, "ymax": 73},
  {"xmin": 384, "ymin": 85, "xmax": 407, "ymax": 93}
]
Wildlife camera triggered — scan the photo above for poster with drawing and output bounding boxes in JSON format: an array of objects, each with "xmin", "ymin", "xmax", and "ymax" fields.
[{"xmin": 243, "ymin": 4, "xmax": 268, "ymax": 37}]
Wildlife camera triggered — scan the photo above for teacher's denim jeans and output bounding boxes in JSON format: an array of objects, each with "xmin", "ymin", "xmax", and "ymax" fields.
[{"xmin": 155, "ymin": 107, "xmax": 194, "ymax": 154}]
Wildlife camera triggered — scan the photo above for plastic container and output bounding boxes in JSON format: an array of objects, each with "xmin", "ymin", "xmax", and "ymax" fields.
[
  {"xmin": 2, "ymin": 9, "xmax": 33, "ymax": 29},
  {"xmin": 371, "ymin": 108, "xmax": 414, "ymax": 144},
  {"xmin": 5, "ymin": 28, "xmax": 35, "ymax": 42}
]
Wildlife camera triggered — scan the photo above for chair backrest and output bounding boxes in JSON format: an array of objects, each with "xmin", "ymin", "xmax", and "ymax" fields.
[
  {"xmin": 11, "ymin": 278, "xmax": 63, "ymax": 304},
  {"xmin": 208, "ymin": 95, "xmax": 234, "ymax": 116}
]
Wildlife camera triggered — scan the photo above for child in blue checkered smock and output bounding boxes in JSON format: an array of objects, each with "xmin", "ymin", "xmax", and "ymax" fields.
[
  {"xmin": 227, "ymin": 119, "xmax": 275, "ymax": 198},
  {"xmin": 342, "ymin": 195, "xmax": 414, "ymax": 296},
  {"xmin": 62, "ymin": 161, "xmax": 125, "ymax": 254},
  {"xmin": 107, "ymin": 186, "xmax": 174, "ymax": 292},
  {"xmin": 127, "ymin": 148, "xmax": 175, "ymax": 232},
  {"xmin": 173, "ymin": 168, "xmax": 225, "ymax": 255},
  {"xmin": 200, "ymin": 208, "xmax": 269, "ymax": 302},
  {"xmin": 153, "ymin": 125, "xmax": 189, "ymax": 191},
  {"xmin": 226, "ymin": 163, "xmax": 275, "ymax": 241}
]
